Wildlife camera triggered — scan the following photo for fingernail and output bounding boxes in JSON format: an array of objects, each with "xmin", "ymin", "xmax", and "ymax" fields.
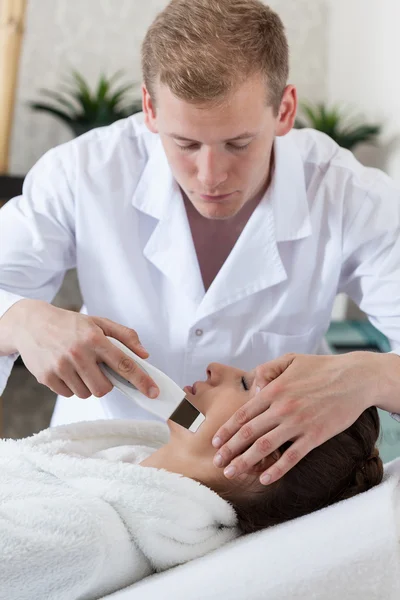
[
  {"xmin": 149, "ymin": 386, "xmax": 159, "ymax": 398},
  {"xmin": 260, "ymin": 473, "xmax": 271, "ymax": 485},
  {"xmin": 138, "ymin": 344, "xmax": 149, "ymax": 354},
  {"xmin": 213, "ymin": 454, "xmax": 223, "ymax": 467},
  {"xmin": 212, "ymin": 436, "xmax": 222, "ymax": 448},
  {"xmin": 224, "ymin": 465, "xmax": 236, "ymax": 478},
  {"xmin": 256, "ymin": 385, "xmax": 261, "ymax": 394}
]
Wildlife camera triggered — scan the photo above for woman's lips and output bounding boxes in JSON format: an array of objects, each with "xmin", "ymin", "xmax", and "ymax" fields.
[{"xmin": 184, "ymin": 381, "xmax": 202, "ymax": 395}]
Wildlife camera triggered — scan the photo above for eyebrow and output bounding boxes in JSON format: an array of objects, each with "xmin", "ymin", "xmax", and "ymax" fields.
[{"xmin": 167, "ymin": 132, "xmax": 257, "ymax": 143}]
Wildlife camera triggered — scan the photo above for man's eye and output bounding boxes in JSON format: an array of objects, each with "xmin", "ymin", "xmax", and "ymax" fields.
[
  {"xmin": 177, "ymin": 144, "xmax": 199, "ymax": 152},
  {"xmin": 177, "ymin": 142, "xmax": 251, "ymax": 152},
  {"xmin": 241, "ymin": 376, "xmax": 249, "ymax": 391},
  {"xmin": 228, "ymin": 143, "xmax": 250, "ymax": 151}
]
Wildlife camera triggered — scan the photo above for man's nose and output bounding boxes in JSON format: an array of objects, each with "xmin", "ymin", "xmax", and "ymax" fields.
[{"xmin": 196, "ymin": 147, "xmax": 228, "ymax": 190}]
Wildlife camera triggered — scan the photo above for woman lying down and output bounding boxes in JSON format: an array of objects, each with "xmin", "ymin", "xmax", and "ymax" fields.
[{"xmin": 0, "ymin": 363, "xmax": 384, "ymax": 600}]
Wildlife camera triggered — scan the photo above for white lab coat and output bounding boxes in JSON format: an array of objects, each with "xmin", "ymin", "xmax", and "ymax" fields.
[{"xmin": 1, "ymin": 115, "xmax": 400, "ymax": 425}]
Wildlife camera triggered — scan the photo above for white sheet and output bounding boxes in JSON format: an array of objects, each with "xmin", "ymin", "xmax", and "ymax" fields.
[{"xmin": 103, "ymin": 457, "xmax": 400, "ymax": 600}]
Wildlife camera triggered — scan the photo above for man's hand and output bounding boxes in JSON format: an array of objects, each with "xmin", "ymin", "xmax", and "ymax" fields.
[
  {"xmin": 0, "ymin": 299, "xmax": 159, "ymax": 399},
  {"xmin": 211, "ymin": 351, "xmax": 390, "ymax": 486}
]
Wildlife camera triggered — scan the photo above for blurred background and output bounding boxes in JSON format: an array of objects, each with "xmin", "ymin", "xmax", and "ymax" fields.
[{"xmin": 1, "ymin": 0, "xmax": 400, "ymax": 461}]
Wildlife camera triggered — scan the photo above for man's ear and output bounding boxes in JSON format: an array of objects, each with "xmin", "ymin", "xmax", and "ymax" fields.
[
  {"xmin": 275, "ymin": 84, "xmax": 297, "ymax": 137},
  {"xmin": 142, "ymin": 84, "xmax": 158, "ymax": 134}
]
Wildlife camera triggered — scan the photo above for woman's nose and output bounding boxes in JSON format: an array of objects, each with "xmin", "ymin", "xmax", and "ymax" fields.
[{"xmin": 206, "ymin": 362, "xmax": 227, "ymax": 386}]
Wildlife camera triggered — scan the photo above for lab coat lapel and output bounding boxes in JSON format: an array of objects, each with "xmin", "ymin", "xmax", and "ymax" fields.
[
  {"xmin": 195, "ymin": 134, "xmax": 312, "ymax": 321},
  {"xmin": 131, "ymin": 140, "xmax": 205, "ymax": 304},
  {"xmin": 195, "ymin": 194, "xmax": 286, "ymax": 320},
  {"xmin": 131, "ymin": 133, "xmax": 311, "ymax": 319}
]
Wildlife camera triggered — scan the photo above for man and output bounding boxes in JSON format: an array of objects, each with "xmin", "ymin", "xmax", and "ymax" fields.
[{"xmin": 0, "ymin": 0, "xmax": 399, "ymax": 488}]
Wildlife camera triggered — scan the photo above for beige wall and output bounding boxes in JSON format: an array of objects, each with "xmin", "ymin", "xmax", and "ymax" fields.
[
  {"xmin": 326, "ymin": 0, "xmax": 400, "ymax": 183},
  {"xmin": 8, "ymin": 0, "xmax": 328, "ymax": 175}
]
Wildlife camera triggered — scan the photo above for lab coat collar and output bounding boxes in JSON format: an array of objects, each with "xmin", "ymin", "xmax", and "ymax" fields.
[
  {"xmin": 271, "ymin": 133, "xmax": 311, "ymax": 242},
  {"xmin": 130, "ymin": 133, "xmax": 311, "ymax": 318},
  {"xmin": 131, "ymin": 138, "xmax": 172, "ymax": 220},
  {"xmin": 131, "ymin": 139, "xmax": 205, "ymax": 304}
]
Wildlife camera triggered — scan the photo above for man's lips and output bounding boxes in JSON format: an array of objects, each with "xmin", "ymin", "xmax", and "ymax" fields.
[{"xmin": 199, "ymin": 192, "xmax": 234, "ymax": 201}]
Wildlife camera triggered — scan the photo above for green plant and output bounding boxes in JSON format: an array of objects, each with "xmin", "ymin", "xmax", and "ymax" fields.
[
  {"xmin": 30, "ymin": 70, "xmax": 142, "ymax": 137},
  {"xmin": 295, "ymin": 102, "xmax": 381, "ymax": 150}
]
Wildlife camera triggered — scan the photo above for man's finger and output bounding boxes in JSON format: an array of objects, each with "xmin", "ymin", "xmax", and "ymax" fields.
[
  {"xmin": 41, "ymin": 373, "xmax": 74, "ymax": 398},
  {"xmin": 258, "ymin": 437, "xmax": 309, "ymax": 485},
  {"xmin": 212, "ymin": 383, "xmax": 274, "ymax": 449},
  {"xmin": 94, "ymin": 317, "xmax": 150, "ymax": 359},
  {"xmin": 99, "ymin": 342, "xmax": 159, "ymax": 398},
  {"xmin": 62, "ymin": 369, "xmax": 93, "ymax": 399},
  {"xmin": 213, "ymin": 405, "xmax": 282, "ymax": 470},
  {"xmin": 250, "ymin": 353, "xmax": 296, "ymax": 395},
  {"xmin": 77, "ymin": 360, "xmax": 114, "ymax": 398},
  {"xmin": 216, "ymin": 420, "xmax": 282, "ymax": 473}
]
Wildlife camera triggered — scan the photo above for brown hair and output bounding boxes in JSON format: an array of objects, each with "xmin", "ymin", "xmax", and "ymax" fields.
[
  {"xmin": 226, "ymin": 406, "xmax": 384, "ymax": 534},
  {"xmin": 141, "ymin": 0, "xmax": 289, "ymax": 114}
]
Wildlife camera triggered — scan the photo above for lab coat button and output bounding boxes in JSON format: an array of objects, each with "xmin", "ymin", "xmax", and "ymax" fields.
[{"xmin": 195, "ymin": 329, "xmax": 203, "ymax": 337}]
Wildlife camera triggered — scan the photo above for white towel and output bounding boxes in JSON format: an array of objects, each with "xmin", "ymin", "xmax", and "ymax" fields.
[
  {"xmin": 0, "ymin": 420, "xmax": 238, "ymax": 600},
  {"xmin": 109, "ymin": 457, "xmax": 400, "ymax": 600}
]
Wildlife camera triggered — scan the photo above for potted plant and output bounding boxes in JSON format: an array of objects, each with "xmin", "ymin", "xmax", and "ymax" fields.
[
  {"xmin": 30, "ymin": 70, "xmax": 142, "ymax": 137},
  {"xmin": 295, "ymin": 102, "xmax": 381, "ymax": 151}
]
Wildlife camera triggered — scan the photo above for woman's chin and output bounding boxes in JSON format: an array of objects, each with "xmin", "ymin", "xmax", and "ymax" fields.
[
  {"xmin": 167, "ymin": 416, "xmax": 200, "ymax": 439},
  {"xmin": 167, "ymin": 417, "xmax": 189, "ymax": 435}
]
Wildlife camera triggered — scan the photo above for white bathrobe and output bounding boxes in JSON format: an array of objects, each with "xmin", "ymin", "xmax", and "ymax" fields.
[{"xmin": 0, "ymin": 420, "xmax": 239, "ymax": 600}]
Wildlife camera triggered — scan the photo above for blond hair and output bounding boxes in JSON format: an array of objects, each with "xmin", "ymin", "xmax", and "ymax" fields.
[{"xmin": 141, "ymin": 0, "xmax": 289, "ymax": 114}]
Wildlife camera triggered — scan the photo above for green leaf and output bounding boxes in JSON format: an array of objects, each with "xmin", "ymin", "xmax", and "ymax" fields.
[
  {"xmin": 299, "ymin": 102, "xmax": 319, "ymax": 126},
  {"xmin": 96, "ymin": 74, "xmax": 110, "ymax": 102},
  {"xmin": 295, "ymin": 102, "xmax": 381, "ymax": 150},
  {"xmin": 70, "ymin": 71, "xmax": 97, "ymax": 115},
  {"xmin": 30, "ymin": 103, "xmax": 74, "ymax": 124},
  {"xmin": 29, "ymin": 69, "xmax": 142, "ymax": 135},
  {"xmin": 71, "ymin": 70, "xmax": 91, "ymax": 94},
  {"xmin": 37, "ymin": 89, "xmax": 78, "ymax": 115},
  {"xmin": 109, "ymin": 83, "xmax": 136, "ymax": 107}
]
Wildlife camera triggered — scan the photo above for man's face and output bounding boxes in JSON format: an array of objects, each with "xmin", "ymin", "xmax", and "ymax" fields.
[{"xmin": 143, "ymin": 75, "xmax": 296, "ymax": 220}]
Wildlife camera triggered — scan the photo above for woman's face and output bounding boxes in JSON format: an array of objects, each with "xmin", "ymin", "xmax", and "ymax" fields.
[{"xmin": 162, "ymin": 363, "xmax": 279, "ymax": 494}]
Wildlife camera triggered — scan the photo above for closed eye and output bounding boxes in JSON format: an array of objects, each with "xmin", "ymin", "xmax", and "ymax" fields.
[
  {"xmin": 177, "ymin": 142, "xmax": 251, "ymax": 152},
  {"xmin": 241, "ymin": 376, "xmax": 249, "ymax": 391}
]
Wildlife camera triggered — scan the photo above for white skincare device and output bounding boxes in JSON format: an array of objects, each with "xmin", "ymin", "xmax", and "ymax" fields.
[{"xmin": 99, "ymin": 337, "xmax": 205, "ymax": 432}]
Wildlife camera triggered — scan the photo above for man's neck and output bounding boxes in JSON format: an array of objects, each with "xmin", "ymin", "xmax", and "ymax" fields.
[
  {"xmin": 182, "ymin": 187, "xmax": 264, "ymax": 292},
  {"xmin": 181, "ymin": 151, "xmax": 275, "ymax": 291}
]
